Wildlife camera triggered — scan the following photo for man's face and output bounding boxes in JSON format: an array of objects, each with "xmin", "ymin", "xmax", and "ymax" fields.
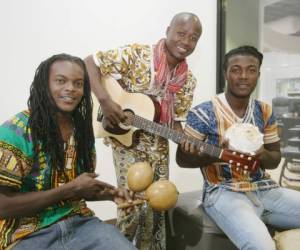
[
  {"xmin": 165, "ymin": 18, "xmax": 201, "ymax": 64},
  {"xmin": 225, "ymin": 55, "xmax": 260, "ymax": 98},
  {"xmin": 48, "ymin": 60, "xmax": 84, "ymax": 113}
]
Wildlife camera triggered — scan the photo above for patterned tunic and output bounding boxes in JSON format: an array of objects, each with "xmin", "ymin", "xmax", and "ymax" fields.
[
  {"xmin": 0, "ymin": 111, "xmax": 94, "ymax": 250},
  {"xmin": 185, "ymin": 93, "xmax": 280, "ymax": 193},
  {"xmin": 94, "ymin": 43, "xmax": 197, "ymax": 250}
]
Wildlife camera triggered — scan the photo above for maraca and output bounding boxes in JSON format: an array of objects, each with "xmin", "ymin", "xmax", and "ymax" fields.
[
  {"xmin": 127, "ymin": 161, "xmax": 154, "ymax": 192},
  {"xmin": 145, "ymin": 180, "xmax": 178, "ymax": 211},
  {"xmin": 118, "ymin": 162, "xmax": 178, "ymax": 211}
]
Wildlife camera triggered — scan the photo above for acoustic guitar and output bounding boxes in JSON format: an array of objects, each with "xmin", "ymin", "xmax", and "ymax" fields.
[{"xmin": 93, "ymin": 76, "xmax": 260, "ymax": 174}]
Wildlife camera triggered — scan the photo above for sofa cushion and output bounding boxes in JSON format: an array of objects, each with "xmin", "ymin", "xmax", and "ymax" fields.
[{"xmin": 172, "ymin": 190, "xmax": 224, "ymax": 234}]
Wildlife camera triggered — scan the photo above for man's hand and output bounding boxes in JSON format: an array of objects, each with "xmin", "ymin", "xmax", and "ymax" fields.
[
  {"xmin": 71, "ymin": 173, "xmax": 116, "ymax": 201},
  {"xmin": 71, "ymin": 173, "xmax": 144, "ymax": 214},
  {"xmin": 100, "ymin": 98, "xmax": 126, "ymax": 128},
  {"xmin": 180, "ymin": 139, "xmax": 199, "ymax": 156}
]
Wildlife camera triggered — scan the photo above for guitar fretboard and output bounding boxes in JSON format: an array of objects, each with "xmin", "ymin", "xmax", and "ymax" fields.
[{"xmin": 132, "ymin": 115, "xmax": 222, "ymax": 158}]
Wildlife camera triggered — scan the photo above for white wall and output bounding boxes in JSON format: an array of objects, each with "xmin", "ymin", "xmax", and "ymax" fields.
[
  {"xmin": 258, "ymin": 0, "xmax": 300, "ymax": 104},
  {"xmin": 225, "ymin": 0, "xmax": 259, "ymax": 51},
  {"xmin": 0, "ymin": 0, "xmax": 217, "ymax": 220},
  {"xmin": 260, "ymin": 52, "xmax": 300, "ymax": 104}
]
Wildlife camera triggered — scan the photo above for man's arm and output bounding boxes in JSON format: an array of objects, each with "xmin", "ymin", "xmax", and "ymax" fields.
[
  {"xmin": 84, "ymin": 55, "xmax": 110, "ymax": 103},
  {"xmin": 176, "ymin": 142, "xmax": 219, "ymax": 168},
  {"xmin": 0, "ymin": 173, "xmax": 130, "ymax": 219},
  {"xmin": 257, "ymin": 141, "xmax": 281, "ymax": 170},
  {"xmin": 84, "ymin": 55, "xmax": 125, "ymax": 127}
]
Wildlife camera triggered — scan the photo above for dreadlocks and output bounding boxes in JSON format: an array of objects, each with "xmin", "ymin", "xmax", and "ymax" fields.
[{"xmin": 27, "ymin": 54, "xmax": 95, "ymax": 176}]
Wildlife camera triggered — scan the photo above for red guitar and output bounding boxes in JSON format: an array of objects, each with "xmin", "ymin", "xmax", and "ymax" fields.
[{"xmin": 93, "ymin": 76, "xmax": 260, "ymax": 174}]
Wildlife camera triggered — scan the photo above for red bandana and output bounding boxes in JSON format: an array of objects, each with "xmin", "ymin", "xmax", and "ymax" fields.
[{"xmin": 153, "ymin": 39, "xmax": 188, "ymax": 125}]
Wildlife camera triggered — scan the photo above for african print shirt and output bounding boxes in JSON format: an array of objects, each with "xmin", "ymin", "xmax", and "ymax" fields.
[
  {"xmin": 0, "ymin": 111, "xmax": 94, "ymax": 249},
  {"xmin": 93, "ymin": 43, "xmax": 196, "ymax": 159},
  {"xmin": 185, "ymin": 93, "xmax": 280, "ymax": 192}
]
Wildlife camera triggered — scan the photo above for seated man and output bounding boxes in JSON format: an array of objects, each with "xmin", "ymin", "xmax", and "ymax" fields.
[
  {"xmin": 176, "ymin": 46, "xmax": 300, "ymax": 250},
  {"xmin": 0, "ymin": 54, "xmax": 137, "ymax": 250}
]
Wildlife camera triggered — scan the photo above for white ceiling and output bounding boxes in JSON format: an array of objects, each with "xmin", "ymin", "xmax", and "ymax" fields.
[
  {"xmin": 263, "ymin": 0, "xmax": 300, "ymax": 53},
  {"xmin": 264, "ymin": 0, "xmax": 300, "ymax": 36}
]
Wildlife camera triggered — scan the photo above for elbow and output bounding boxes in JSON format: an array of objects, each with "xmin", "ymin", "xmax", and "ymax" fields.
[
  {"xmin": 272, "ymin": 154, "xmax": 282, "ymax": 169},
  {"xmin": 0, "ymin": 202, "xmax": 12, "ymax": 219},
  {"xmin": 84, "ymin": 54, "xmax": 93, "ymax": 63},
  {"xmin": 176, "ymin": 147, "xmax": 197, "ymax": 168},
  {"xmin": 271, "ymin": 150, "xmax": 282, "ymax": 169},
  {"xmin": 84, "ymin": 55, "xmax": 96, "ymax": 69},
  {"xmin": 176, "ymin": 155, "xmax": 185, "ymax": 168},
  {"xmin": 176, "ymin": 147, "xmax": 186, "ymax": 168},
  {"xmin": 261, "ymin": 151, "xmax": 282, "ymax": 170}
]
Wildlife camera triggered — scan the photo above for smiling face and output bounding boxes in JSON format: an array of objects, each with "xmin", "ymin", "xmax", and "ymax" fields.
[
  {"xmin": 165, "ymin": 16, "xmax": 202, "ymax": 67},
  {"xmin": 48, "ymin": 60, "xmax": 84, "ymax": 113},
  {"xmin": 225, "ymin": 55, "xmax": 260, "ymax": 99}
]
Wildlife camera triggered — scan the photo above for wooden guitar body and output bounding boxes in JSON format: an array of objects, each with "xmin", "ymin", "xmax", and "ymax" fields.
[{"xmin": 92, "ymin": 76, "xmax": 159, "ymax": 147}]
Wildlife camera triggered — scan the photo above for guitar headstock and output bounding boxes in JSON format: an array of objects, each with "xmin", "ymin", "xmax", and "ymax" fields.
[{"xmin": 220, "ymin": 149, "xmax": 260, "ymax": 174}]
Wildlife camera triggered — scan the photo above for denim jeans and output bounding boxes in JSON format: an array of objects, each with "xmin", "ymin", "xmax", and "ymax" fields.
[
  {"xmin": 13, "ymin": 215, "xmax": 137, "ymax": 250},
  {"xmin": 203, "ymin": 187, "xmax": 300, "ymax": 250}
]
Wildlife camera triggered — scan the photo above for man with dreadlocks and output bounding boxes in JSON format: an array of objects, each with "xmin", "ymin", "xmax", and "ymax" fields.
[
  {"xmin": 85, "ymin": 12, "xmax": 202, "ymax": 249},
  {"xmin": 0, "ymin": 54, "xmax": 137, "ymax": 250}
]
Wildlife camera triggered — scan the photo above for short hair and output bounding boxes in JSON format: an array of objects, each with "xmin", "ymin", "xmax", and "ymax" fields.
[
  {"xmin": 223, "ymin": 45, "xmax": 263, "ymax": 71},
  {"xmin": 170, "ymin": 12, "xmax": 201, "ymax": 26}
]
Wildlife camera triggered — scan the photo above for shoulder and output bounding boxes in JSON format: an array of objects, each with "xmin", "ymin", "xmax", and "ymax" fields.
[
  {"xmin": 254, "ymin": 99, "xmax": 274, "ymax": 118},
  {"xmin": 0, "ymin": 111, "xmax": 30, "ymax": 137},
  {"xmin": 192, "ymin": 100, "xmax": 214, "ymax": 113},
  {"xmin": 129, "ymin": 43, "xmax": 151, "ymax": 51},
  {"xmin": 255, "ymin": 99, "xmax": 272, "ymax": 113},
  {"xmin": 96, "ymin": 43, "xmax": 150, "ymax": 58},
  {"xmin": 126, "ymin": 43, "xmax": 151, "ymax": 60},
  {"xmin": 185, "ymin": 70, "xmax": 196, "ymax": 84},
  {"xmin": 0, "ymin": 110, "xmax": 33, "ymax": 156},
  {"xmin": 187, "ymin": 100, "xmax": 214, "ymax": 123},
  {"xmin": 254, "ymin": 99, "xmax": 278, "ymax": 128},
  {"xmin": 117, "ymin": 43, "xmax": 151, "ymax": 56}
]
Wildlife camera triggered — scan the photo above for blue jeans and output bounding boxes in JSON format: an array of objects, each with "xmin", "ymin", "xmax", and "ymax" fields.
[
  {"xmin": 13, "ymin": 215, "xmax": 137, "ymax": 250},
  {"xmin": 203, "ymin": 187, "xmax": 300, "ymax": 250}
]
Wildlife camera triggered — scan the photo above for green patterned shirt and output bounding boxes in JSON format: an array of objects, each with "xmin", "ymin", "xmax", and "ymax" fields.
[{"xmin": 0, "ymin": 111, "xmax": 94, "ymax": 249}]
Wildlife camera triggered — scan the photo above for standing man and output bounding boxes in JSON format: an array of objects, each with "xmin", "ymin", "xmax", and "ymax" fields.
[
  {"xmin": 176, "ymin": 46, "xmax": 300, "ymax": 250},
  {"xmin": 0, "ymin": 54, "xmax": 137, "ymax": 250},
  {"xmin": 85, "ymin": 12, "xmax": 202, "ymax": 249}
]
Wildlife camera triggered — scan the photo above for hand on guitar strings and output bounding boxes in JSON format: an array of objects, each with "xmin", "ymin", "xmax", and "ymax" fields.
[
  {"xmin": 100, "ymin": 98, "xmax": 126, "ymax": 128},
  {"xmin": 180, "ymin": 137, "xmax": 210, "ymax": 158}
]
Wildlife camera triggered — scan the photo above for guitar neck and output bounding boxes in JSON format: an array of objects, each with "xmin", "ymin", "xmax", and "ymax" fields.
[{"xmin": 132, "ymin": 115, "xmax": 222, "ymax": 159}]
